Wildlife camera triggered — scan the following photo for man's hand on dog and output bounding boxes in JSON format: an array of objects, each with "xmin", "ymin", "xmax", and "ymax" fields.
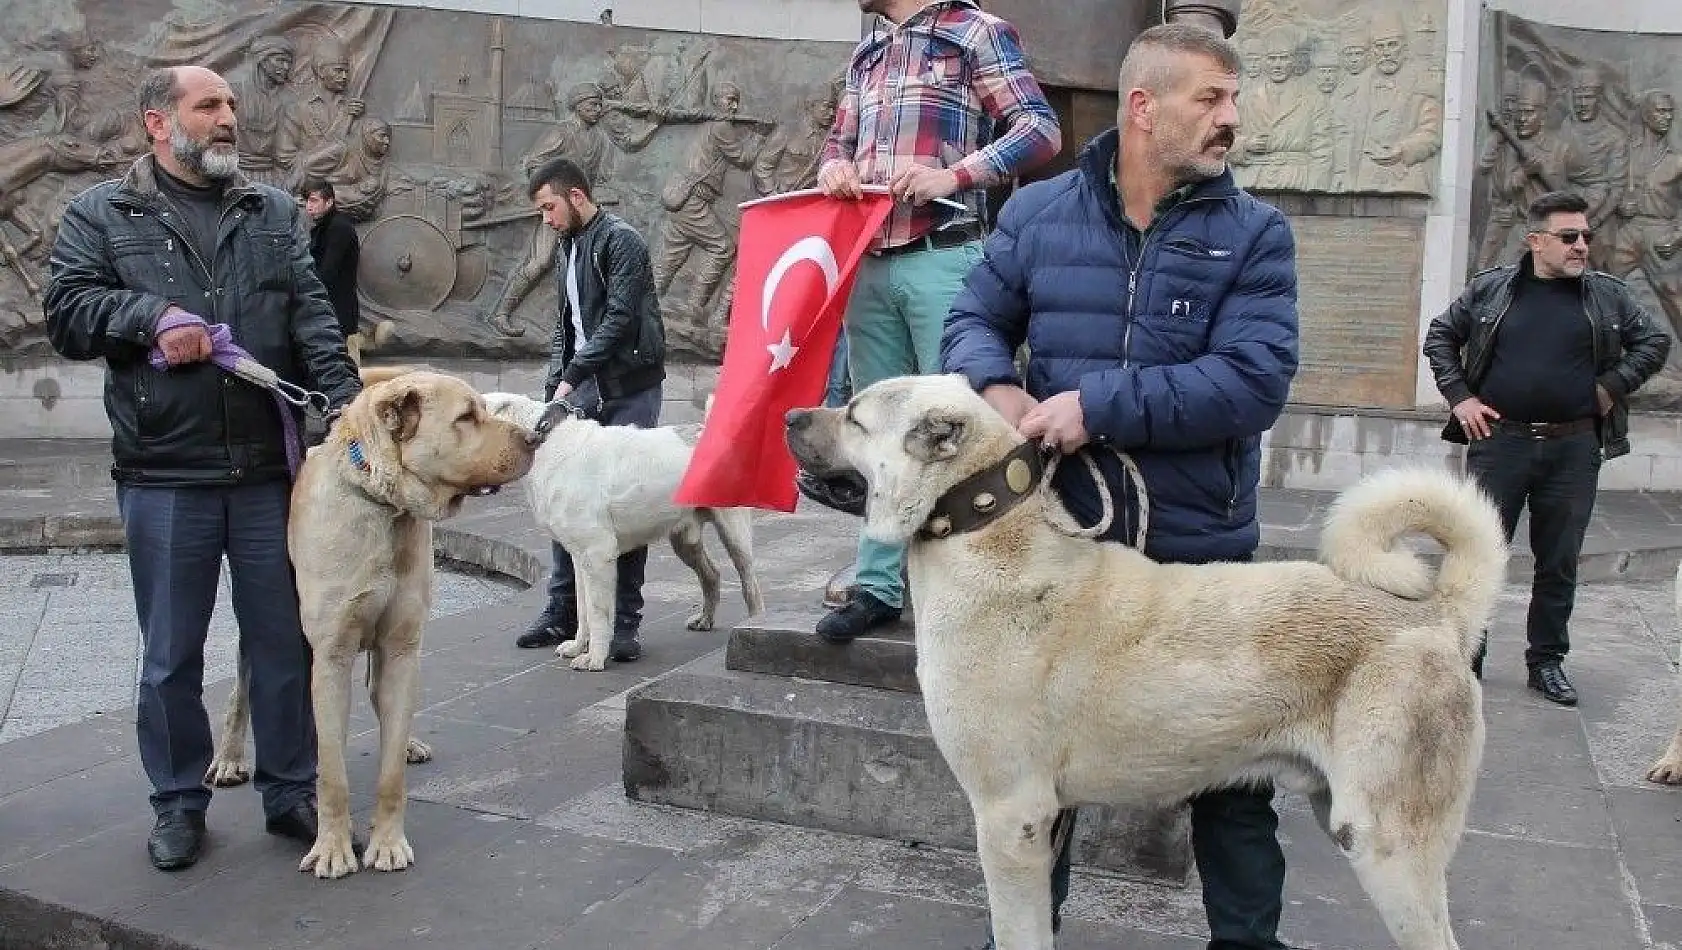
[
  {"xmin": 1019, "ymin": 391, "xmax": 1089, "ymax": 454},
  {"xmin": 982, "ymin": 383, "xmax": 1039, "ymax": 427}
]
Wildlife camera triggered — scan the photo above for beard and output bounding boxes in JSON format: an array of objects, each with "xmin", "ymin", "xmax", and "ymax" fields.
[
  {"xmin": 1163, "ymin": 125, "xmax": 1235, "ymax": 185},
  {"xmin": 170, "ymin": 123, "xmax": 240, "ymax": 181}
]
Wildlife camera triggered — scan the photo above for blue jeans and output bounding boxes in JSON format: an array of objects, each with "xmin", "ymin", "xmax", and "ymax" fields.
[
  {"xmin": 117, "ymin": 481, "xmax": 316, "ymax": 819},
  {"xmin": 844, "ymin": 239, "xmax": 983, "ymax": 608},
  {"xmin": 543, "ymin": 382, "xmax": 663, "ymax": 632}
]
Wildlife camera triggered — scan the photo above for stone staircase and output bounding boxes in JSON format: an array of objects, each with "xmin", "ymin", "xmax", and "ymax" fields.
[{"xmin": 621, "ymin": 608, "xmax": 1194, "ymax": 885}]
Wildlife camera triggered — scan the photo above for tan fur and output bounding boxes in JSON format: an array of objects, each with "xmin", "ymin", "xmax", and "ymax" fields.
[
  {"xmin": 785, "ymin": 374, "xmax": 1508, "ymax": 950},
  {"xmin": 210, "ymin": 367, "xmax": 534, "ymax": 879},
  {"xmin": 1645, "ymin": 561, "xmax": 1682, "ymax": 785}
]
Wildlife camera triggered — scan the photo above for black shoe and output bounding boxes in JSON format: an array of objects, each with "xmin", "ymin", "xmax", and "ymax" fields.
[
  {"xmin": 148, "ymin": 809, "xmax": 206, "ymax": 871},
  {"xmin": 609, "ymin": 632, "xmax": 642, "ymax": 663},
  {"xmin": 1527, "ymin": 662, "xmax": 1578, "ymax": 706},
  {"xmin": 816, "ymin": 589, "xmax": 901, "ymax": 644},
  {"xmin": 516, "ymin": 607, "xmax": 576, "ymax": 649},
  {"xmin": 1471, "ymin": 633, "xmax": 1486, "ymax": 681},
  {"xmin": 265, "ymin": 799, "xmax": 320, "ymax": 844}
]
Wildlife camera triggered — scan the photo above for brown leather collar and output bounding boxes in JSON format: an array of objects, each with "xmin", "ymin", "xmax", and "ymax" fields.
[{"xmin": 917, "ymin": 440, "xmax": 1047, "ymax": 541}]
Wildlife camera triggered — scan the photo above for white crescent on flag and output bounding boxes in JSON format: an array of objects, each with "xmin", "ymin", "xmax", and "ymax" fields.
[{"xmin": 760, "ymin": 236, "xmax": 840, "ymax": 373}]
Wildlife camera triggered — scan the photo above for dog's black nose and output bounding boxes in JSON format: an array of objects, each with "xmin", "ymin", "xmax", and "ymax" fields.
[{"xmin": 785, "ymin": 408, "xmax": 812, "ymax": 431}]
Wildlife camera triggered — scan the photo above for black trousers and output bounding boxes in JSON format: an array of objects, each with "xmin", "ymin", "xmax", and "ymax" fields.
[{"xmin": 1464, "ymin": 428, "xmax": 1601, "ymax": 668}]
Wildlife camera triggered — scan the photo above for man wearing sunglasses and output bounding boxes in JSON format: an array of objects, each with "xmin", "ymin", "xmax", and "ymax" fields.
[{"xmin": 1424, "ymin": 190, "xmax": 1670, "ymax": 705}]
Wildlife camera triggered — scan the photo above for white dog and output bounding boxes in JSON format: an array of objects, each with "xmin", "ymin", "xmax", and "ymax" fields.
[
  {"xmin": 785, "ymin": 374, "xmax": 1507, "ymax": 950},
  {"xmin": 1646, "ymin": 561, "xmax": 1682, "ymax": 785},
  {"xmin": 482, "ymin": 392, "xmax": 764, "ymax": 670}
]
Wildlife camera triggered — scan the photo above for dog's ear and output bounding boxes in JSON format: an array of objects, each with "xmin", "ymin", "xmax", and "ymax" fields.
[
  {"xmin": 904, "ymin": 412, "xmax": 965, "ymax": 462},
  {"xmin": 375, "ymin": 382, "xmax": 423, "ymax": 443}
]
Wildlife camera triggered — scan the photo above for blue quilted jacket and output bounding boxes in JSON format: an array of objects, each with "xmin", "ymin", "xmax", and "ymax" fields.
[{"xmin": 941, "ymin": 128, "xmax": 1300, "ymax": 563}]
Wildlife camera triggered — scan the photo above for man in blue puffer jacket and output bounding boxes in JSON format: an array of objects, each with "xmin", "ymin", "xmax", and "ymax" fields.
[{"xmin": 942, "ymin": 22, "xmax": 1301, "ymax": 950}]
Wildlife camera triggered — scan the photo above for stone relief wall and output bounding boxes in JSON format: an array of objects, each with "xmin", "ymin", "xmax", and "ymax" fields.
[
  {"xmin": 1228, "ymin": 0, "xmax": 1447, "ymax": 196},
  {"xmin": 1472, "ymin": 11, "xmax": 1682, "ymax": 411},
  {"xmin": 0, "ymin": 0, "xmax": 852, "ymax": 361}
]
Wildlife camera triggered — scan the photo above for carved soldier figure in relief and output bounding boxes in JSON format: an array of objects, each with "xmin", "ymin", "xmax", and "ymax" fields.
[
  {"xmin": 1326, "ymin": 18, "xmax": 1373, "ymax": 190},
  {"xmin": 488, "ymin": 83, "xmax": 662, "ymax": 336},
  {"xmin": 1306, "ymin": 40, "xmax": 1348, "ymax": 191},
  {"xmin": 276, "ymin": 38, "xmax": 364, "ymax": 175},
  {"xmin": 652, "ymin": 82, "xmax": 769, "ymax": 321},
  {"xmin": 1610, "ymin": 90, "xmax": 1682, "ymax": 343},
  {"xmin": 1476, "ymin": 78, "xmax": 1558, "ymax": 268},
  {"xmin": 1231, "ymin": 26, "xmax": 1328, "ymax": 191},
  {"xmin": 1352, "ymin": 11, "xmax": 1441, "ymax": 193},
  {"xmin": 319, "ymin": 118, "xmax": 391, "ymax": 222},
  {"xmin": 1558, "ymin": 68, "xmax": 1629, "ymax": 268},
  {"xmin": 236, "ymin": 35, "xmax": 295, "ymax": 187},
  {"xmin": 752, "ymin": 81, "xmax": 841, "ymax": 196}
]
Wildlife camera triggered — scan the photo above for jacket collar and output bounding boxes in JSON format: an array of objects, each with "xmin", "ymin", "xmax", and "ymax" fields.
[
  {"xmin": 108, "ymin": 153, "xmax": 260, "ymax": 212},
  {"xmin": 863, "ymin": 0, "xmax": 977, "ymax": 47},
  {"xmin": 1079, "ymin": 128, "xmax": 1238, "ymax": 229}
]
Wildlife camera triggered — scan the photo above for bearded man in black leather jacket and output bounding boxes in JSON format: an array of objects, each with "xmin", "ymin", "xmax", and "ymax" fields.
[
  {"xmin": 516, "ymin": 156, "xmax": 668, "ymax": 662},
  {"xmin": 43, "ymin": 66, "xmax": 360, "ymax": 872}
]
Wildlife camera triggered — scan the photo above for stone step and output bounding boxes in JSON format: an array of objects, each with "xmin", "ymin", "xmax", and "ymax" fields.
[
  {"xmin": 725, "ymin": 609, "xmax": 920, "ymax": 693},
  {"xmin": 622, "ymin": 668, "xmax": 1192, "ymax": 885}
]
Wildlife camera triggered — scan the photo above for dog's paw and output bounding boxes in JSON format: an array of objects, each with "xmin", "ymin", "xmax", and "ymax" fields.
[
  {"xmin": 298, "ymin": 829, "xmax": 360, "ymax": 879},
  {"xmin": 406, "ymin": 738, "xmax": 434, "ymax": 764},
  {"xmin": 204, "ymin": 757, "xmax": 251, "ymax": 787},
  {"xmin": 365, "ymin": 825, "xmax": 415, "ymax": 872},
  {"xmin": 557, "ymin": 638, "xmax": 584, "ymax": 659},
  {"xmin": 570, "ymin": 653, "xmax": 607, "ymax": 672},
  {"xmin": 685, "ymin": 609, "xmax": 715, "ymax": 631},
  {"xmin": 1647, "ymin": 755, "xmax": 1682, "ymax": 784}
]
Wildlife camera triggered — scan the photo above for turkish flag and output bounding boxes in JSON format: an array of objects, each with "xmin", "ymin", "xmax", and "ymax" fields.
[{"xmin": 674, "ymin": 189, "xmax": 895, "ymax": 511}]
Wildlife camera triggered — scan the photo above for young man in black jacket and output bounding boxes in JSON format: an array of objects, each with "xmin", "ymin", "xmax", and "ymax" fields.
[
  {"xmin": 515, "ymin": 156, "xmax": 667, "ymax": 661},
  {"xmin": 1424, "ymin": 190, "xmax": 1671, "ymax": 705},
  {"xmin": 43, "ymin": 66, "xmax": 360, "ymax": 871},
  {"xmin": 300, "ymin": 179, "xmax": 363, "ymax": 364}
]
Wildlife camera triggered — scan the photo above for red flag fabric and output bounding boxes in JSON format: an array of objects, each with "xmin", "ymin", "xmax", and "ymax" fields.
[{"xmin": 674, "ymin": 188, "xmax": 895, "ymax": 511}]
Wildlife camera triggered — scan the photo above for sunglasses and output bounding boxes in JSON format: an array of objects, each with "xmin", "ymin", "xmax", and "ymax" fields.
[{"xmin": 1535, "ymin": 228, "xmax": 1594, "ymax": 246}]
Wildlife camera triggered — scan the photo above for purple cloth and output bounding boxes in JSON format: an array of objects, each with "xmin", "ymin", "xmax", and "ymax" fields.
[{"xmin": 147, "ymin": 310, "xmax": 305, "ymax": 479}]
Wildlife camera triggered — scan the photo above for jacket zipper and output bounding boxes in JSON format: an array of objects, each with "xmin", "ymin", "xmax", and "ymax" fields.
[{"xmin": 1120, "ymin": 196, "xmax": 1219, "ymax": 369}]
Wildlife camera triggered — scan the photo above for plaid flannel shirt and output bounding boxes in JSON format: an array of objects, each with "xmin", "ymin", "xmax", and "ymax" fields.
[{"xmin": 820, "ymin": 0, "xmax": 1060, "ymax": 250}]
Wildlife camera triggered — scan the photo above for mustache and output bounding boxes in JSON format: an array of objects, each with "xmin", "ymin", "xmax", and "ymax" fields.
[{"xmin": 1208, "ymin": 129, "xmax": 1235, "ymax": 149}]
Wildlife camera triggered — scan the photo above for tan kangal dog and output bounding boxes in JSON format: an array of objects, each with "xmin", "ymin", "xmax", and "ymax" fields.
[
  {"xmin": 784, "ymin": 374, "xmax": 1508, "ymax": 950},
  {"xmin": 1646, "ymin": 562, "xmax": 1682, "ymax": 785},
  {"xmin": 210, "ymin": 366, "xmax": 534, "ymax": 879}
]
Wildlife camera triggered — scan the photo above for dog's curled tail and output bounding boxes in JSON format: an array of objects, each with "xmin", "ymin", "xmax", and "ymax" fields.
[{"xmin": 1318, "ymin": 467, "xmax": 1509, "ymax": 659}]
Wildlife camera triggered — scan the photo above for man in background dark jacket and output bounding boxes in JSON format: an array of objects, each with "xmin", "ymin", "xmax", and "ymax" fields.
[
  {"xmin": 1423, "ymin": 189, "xmax": 1670, "ymax": 705},
  {"xmin": 301, "ymin": 179, "xmax": 363, "ymax": 365},
  {"xmin": 515, "ymin": 156, "xmax": 667, "ymax": 662},
  {"xmin": 942, "ymin": 23, "xmax": 1299, "ymax": 950},
  {"xmin": 43, "ymin": 66, "xmax": 360, "ymax": 872}
]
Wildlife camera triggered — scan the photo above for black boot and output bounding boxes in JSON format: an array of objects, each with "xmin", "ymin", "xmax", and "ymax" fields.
[
  {"xmin": 148, "ymin": 809, "xmax": 206, "ymax": 871},
  {"xmin": 816, "ymin": 589, "xmax": 901, "ymax": 644},
  {"xmin": 1527, "ymin": 662, "xmax": 1578, "ymax": 706},
  {"xmin": 516, "ymin": 603, "xmax": 576, "ymax": 649}
]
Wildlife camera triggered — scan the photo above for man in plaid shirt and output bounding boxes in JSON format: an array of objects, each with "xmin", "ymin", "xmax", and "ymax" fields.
[{"xmin": 815, "ymin": 0, "xmax": 1060, "ymax": 643}]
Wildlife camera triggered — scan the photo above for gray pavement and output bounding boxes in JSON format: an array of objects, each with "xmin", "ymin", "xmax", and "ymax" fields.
[{"xmin": 1, "ymin": 438, "xmax": 1681, "ymax": 949}]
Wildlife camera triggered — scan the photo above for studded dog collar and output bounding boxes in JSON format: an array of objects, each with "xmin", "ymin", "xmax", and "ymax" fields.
[{"xmin": 917, "ymin": 440, "xmax": 1048, "ymax": 541}]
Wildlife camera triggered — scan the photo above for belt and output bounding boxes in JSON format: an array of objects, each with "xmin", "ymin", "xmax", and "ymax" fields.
[
  {"xmin": 1493, "ymin": 417, "xmax": 1597, "ymax": 439},
  {"xmin": 871, "ymin": 221, "xmax": 984, "ymax": 257}
]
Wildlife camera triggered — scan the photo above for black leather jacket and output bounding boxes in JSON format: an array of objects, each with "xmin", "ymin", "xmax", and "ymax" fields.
[
  {"xmin": 1422, "ymin": 252, "xmax": 1671, "ymax": 459},
  {"xmin": 546, "ymin": 210, "xmax": 666, "ymax": 402},
  {"xmin": 43, "ymin": 155, "xmax": 360, "ymax": 486}
]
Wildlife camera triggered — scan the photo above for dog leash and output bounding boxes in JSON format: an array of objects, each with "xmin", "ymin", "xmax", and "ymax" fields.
[
  {"xmin": 146, "ymin": 322, "xmax": 332, "ymax": 480},
  {"xmin": 1040, "ymin": 443, "xmax": 1150, "ymax": 550},
  {"xmin": 528, "ymin": 396, "xmax": 588, "ymax": 446}
]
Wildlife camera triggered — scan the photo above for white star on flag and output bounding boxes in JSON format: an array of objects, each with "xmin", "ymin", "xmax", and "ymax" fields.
[{"xmin": 766, "ymin": 329, "xmax": 798, "ymax": 373}]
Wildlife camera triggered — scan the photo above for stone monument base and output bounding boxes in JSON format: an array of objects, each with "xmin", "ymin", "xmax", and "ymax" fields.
[{"xmin": 621, "ymin": 609, "xmax": 1194, "ymax": 885}]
